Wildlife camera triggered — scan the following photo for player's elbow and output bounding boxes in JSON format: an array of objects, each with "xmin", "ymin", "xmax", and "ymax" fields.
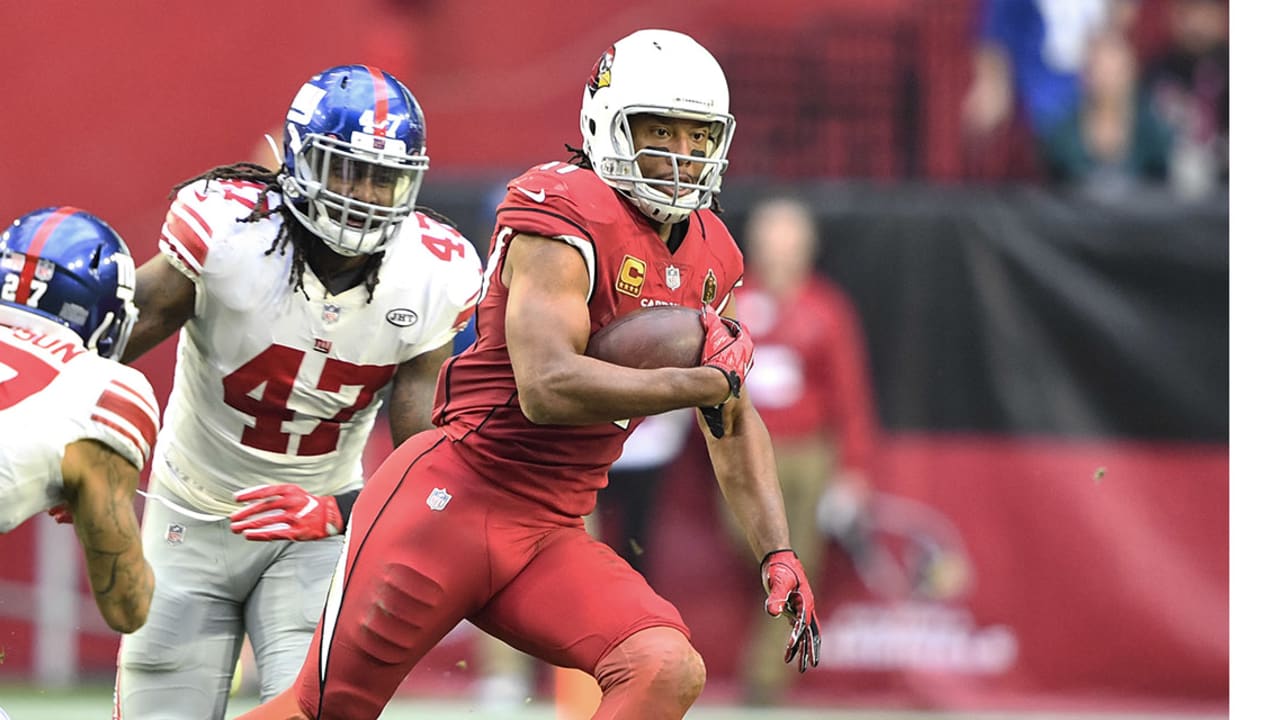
[
  {"xmin": 517, "ymin": 386, "xmax": 562, "ymax": 425},
  {"xmin": 102, "ymin": 565, "xmax": 155, "ymax": 634},
  {"xmin": 103, "ymin": 599, "xmax": 150, "ymax": 634},
  {"xmin": 519, "ymin": 366, "xmax": 581, "ymax": 422}
]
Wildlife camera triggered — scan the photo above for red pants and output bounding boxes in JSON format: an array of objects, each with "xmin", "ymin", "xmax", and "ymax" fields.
[{"xmin": 295, "ymin": 430, "xmax": 690, "ymax": 719}]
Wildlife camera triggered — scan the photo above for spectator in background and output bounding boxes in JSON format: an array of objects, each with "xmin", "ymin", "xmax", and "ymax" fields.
[
  {"xmin": 1147, "ymin": 0, "xmax": 1229, "ymax": 199},
  {"xmin": 1040, "ymin": 32, "xmax": 1173, "ymax": 193},
  {"xmin": 963, "ymin": 0, "xmax": 1136, "ymax": 143},
  {"xmin": 728, "ymin": 196, "xmax": 879, "ymax": 706}
]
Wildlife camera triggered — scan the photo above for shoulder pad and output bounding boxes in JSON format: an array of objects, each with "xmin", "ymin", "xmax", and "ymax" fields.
[
  {"xmin": 161, "ymin": 179, "xmax": 278, "ymax": 277},
  {"xmin": 501, "ymin": 161, "xmax": 626, "ymax": 236}
]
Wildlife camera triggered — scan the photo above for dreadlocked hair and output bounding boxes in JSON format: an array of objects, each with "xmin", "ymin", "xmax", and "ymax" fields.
[
  {"xmin": 565, "ymin": 143, "xmax": 592, "ymax": 170},
  {"xmin": 562, "ymin": 143, "xmax": 724, "ymax": 214},
  {"xmin": 169, "ymin": 162, "xmax": 386, "ymax": 303}
]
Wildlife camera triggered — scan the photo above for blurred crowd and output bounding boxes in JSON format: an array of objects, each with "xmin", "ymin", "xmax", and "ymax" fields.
[
  {"xmin": 963, "ymin": 0, "xmax": 1228, "ymax": 198},
  {"xmin": 717, "ymin": 0, "xmax": 1228, "ymax": 199}
]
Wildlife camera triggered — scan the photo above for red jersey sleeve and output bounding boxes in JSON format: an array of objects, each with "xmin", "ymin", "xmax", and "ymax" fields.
[{"xmin": 495, "ymin": 161, "xmax": 619, "ymax": 243}]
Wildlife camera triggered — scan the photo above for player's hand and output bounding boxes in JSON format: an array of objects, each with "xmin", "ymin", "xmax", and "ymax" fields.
[
  {"xmin": 698, "ymin": 304, "xmax": 754, "ymax": 439},
  {"xmin": 761, "ymin": 548, "xmax": 821, "ymax": 673},
  {"xmin": 47, "ymin": 504, "xmax": 74, "ymax": 524},
  {"xmin": 229, "ymin": 484, "xmax": 344, "ymax": 541}
]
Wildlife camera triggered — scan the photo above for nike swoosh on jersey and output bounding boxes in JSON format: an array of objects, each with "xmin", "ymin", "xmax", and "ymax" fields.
[{"xmin": 515, "ymin": 186, "xmax": 546, "ymax": 203}]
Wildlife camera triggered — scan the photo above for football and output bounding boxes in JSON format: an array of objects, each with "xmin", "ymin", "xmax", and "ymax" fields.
[{"xmin": 585, "ymin": 306, "xmax": 704, "ymax": 369}]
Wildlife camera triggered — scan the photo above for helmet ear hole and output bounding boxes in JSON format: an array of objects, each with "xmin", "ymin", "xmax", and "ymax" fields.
[{"xmin": 588, "ymin": 119, "xmax": 597, "ymax": 135}]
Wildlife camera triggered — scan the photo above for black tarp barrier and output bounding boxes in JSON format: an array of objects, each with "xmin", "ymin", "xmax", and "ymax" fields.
[{"xmin": 423, "ymin": 181, "xmax": 1228, "ymax": 442}]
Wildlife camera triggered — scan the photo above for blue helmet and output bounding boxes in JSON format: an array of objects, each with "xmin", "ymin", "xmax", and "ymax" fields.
[
  {"xmin": 280, "ymin": 64, "xmax": 429, "ymax": 256},
  {"xmin": 0, "ymin": 207, "xmax": 138, "ymax": 360}
]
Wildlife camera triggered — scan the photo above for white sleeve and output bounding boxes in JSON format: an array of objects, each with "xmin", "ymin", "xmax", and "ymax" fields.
[
  {"xmin": 159, "ymin": 179, "xmax": 278, "ymax": 315},
  {"xmin": 406, "ymin": 215, "xmax": 484, "ymax": 357},
  {"xmin": 85, "ymin": 364, "xmax": 160, "ymax": 470}
]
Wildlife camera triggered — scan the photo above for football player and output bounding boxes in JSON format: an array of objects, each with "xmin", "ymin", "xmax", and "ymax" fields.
[
  {"xmin": 113, "ymin": 65, "xmax": 482, "ymax": 718},
  {"xmin": 0, "ymin": 207, "xmax": 158, "ymax": 634},
  {"xmin": 239, "ymin": 30, "xmax": 819, "ymax": 720}
]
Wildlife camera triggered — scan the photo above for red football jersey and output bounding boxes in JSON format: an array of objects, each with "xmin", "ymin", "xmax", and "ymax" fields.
[{"xmin": 432, "ymin": 161, "xmax": 743, "ymax": 517}]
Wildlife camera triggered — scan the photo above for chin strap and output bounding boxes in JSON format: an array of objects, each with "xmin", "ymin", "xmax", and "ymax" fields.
[{"xmin": 85, "ymin": 311, "xmax": 116, "ymax": 358}]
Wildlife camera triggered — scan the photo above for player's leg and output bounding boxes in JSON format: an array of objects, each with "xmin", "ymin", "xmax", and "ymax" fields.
[
  {"xmin": 243, "ymin": 534, "xmax": 344, "ymax": 700},
  {"xmin": 115, "ymin": 483, "xmax": 250, "ymax": 719},
  {"xmin": 277, "ymin": 432, "xmax": 494, "ymax": 719},
  {"xmin": 474, "ymin": 526, "xmax": 703, "ymax": 719}
]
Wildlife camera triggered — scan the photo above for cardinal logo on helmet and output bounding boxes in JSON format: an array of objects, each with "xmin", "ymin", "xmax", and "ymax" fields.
[{"xmin": 587, "ymin": 45, "xmax": 615, "ymax": 97}]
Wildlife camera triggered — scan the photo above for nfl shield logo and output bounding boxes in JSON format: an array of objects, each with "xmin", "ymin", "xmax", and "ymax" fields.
[
  {"xmin": 426, "ymin": 487, "xmax": 452, "ymax": 511},
  {"xmin": 665, "ymin": 265, "xmax": 681, "ymax": 290},
  {"xmin": 322, "ymin": 303, "xmax": 341, "ymax": 325},
  {"xmin": 165, "ymin": 523, "xmax": 186, "ymax": 546},
  {"xmin": 34, "ymin": 259, "xmax": 56, "ymax": 282}
]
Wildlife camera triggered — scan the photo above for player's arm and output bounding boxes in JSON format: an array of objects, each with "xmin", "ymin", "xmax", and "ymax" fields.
[
  {"xmin": 699, "ymin": 293, "xmax": 822, "ymax": 672},
  {"xmin": 697, "ymin": 295, "xmax": 789, "ymax": 557},
  {"xmin": 61, "ymin": 439, "xmax": 154, "ymax": 634},
  {"xmin": 121, "ymin": 253, "xmax": 196, "ymax": 363},
  {"xmin": 386, "ymin": 343, "xmax": 453, "ymax": 446},
  {"xmin": 504, "ymin": 232, "xmax": 729, "ymax": 425}
]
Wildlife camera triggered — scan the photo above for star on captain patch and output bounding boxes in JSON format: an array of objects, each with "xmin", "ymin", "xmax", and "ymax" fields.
[{"xmin": 665, "ymin": 265, "xmax": 682, "ymax": 290}]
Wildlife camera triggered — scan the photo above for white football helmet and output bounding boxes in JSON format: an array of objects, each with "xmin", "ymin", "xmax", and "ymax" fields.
[{"xmin": 580, "ymin": 29, "xmax": 736, "ymax": 224}]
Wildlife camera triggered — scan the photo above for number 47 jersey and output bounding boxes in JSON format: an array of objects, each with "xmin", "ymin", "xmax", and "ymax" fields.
[{"xmin": 154, "ymin": 180, "xmax": 482, "ymax": 516}]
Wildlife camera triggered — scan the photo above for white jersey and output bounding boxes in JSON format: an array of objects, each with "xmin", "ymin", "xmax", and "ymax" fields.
[
  {"xmin": 153, "ymin": 179, "xmax": 482, "ymax": 515},
  {"xmin": 0, "ymin": 322, "xmax": 160, "ymax": 532}
]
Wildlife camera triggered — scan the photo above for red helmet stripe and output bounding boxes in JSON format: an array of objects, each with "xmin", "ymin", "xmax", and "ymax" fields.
[
  {"xmin": 365, "ymin": 65, "xmax": 390, "ymax": 137},
  {"xmin": 15, "ymin": 206, "xmax": 77, "ymax": 305}
]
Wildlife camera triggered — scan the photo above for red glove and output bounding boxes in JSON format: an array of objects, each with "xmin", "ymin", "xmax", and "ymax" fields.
[
  {"xmin": 698, "ymin": 304, "xmax": 755, "ymax": 438},
  {"xmin": 48, "ymin": 504, "xmax": 74, "ymax": 524},
  {"xmin": 761, "ymin": 548, "xmax": 821, "ymax": 673},
  {"xmin": 229, "ymin": 484, "xmax": 344, "ymax": 541}
]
